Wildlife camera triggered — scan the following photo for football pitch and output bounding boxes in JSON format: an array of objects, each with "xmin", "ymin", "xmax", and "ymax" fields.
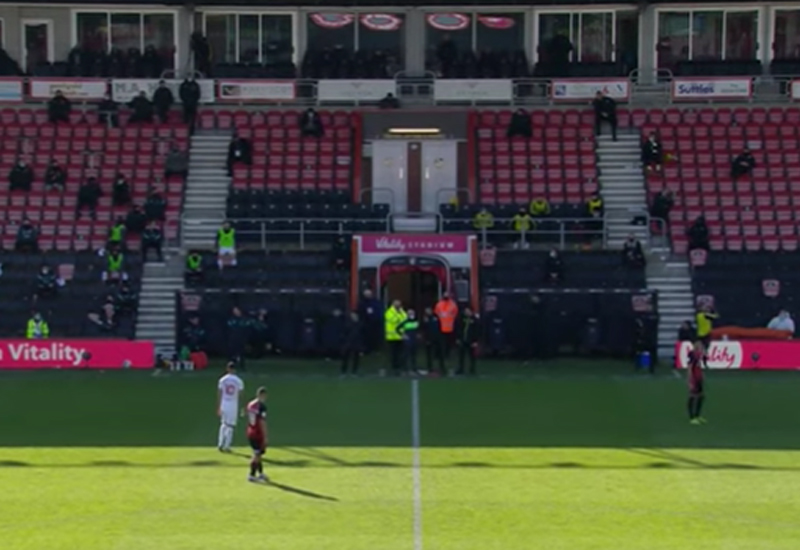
[{"xmin": 2, "ymin": 361, "xmax": 800, "ymax": 549}]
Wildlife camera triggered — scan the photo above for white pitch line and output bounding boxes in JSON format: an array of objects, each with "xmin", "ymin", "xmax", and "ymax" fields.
[{"xmin": 411, "ymin": 378, "xmax": 423, "ymax": 550}]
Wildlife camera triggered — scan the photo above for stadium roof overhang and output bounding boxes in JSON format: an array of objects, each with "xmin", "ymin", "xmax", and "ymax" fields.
[{"xmin": 3, "ymin": 0, "xmax": 800, "ymax": 5}]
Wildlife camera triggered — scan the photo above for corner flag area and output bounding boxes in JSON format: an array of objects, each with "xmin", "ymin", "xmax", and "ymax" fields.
[{"xmin": 1, "ymin": 365, "xmax": 799, "ymax": 549}]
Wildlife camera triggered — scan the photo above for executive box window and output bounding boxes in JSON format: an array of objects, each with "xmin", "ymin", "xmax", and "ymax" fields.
[
  {"xmin": 657, "ymin": 10, "xmax": 758, "ymax": 69},
  {"xmin": 537, "ymin": 11, "xmax": 638, "ymax": 63},
  {"xmin": 774, "ymin": 10, "xmax": 800, "ymax": 59},
  {"xmin": 306, "ymin": 13, "xmax": 405, "ymax": 56},
  {"xmin": 426, "ymin": 12, "xmax": 524, "ymax": 56},
  {"xmin": 205, "ymin": 14, "xmax": 293, "ymax": 64},
  {"xmin": 76, "ymin": 12, "xmax": 176, "ymax": 68}
]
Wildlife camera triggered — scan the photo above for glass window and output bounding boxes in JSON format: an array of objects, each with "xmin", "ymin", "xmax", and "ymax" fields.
[
  {"xmin": 538, "ymin": 14, "xmax": 573, "ymax": 62},
  {"xmin": 76, "ymin": 13, "xmax": 108, "ymax": 52},
  {"xmin": 110, "ymin": 13, "xmax": 141, "ymax": 52},
  {"xmin": 359, "ymin": 13, "xmax": 404, "ymax": 56},
  {"xmin": 307, "ymin": 13, "xmax": 355, "ymax": 51},
  {"xmin": 774, "ymin": 10, "xmax": 800, "ymax": 59},
  {"xmin": 616, "ymin": 11, "xmax": 639, "ymax": 73},
  {"xmin": 657, "ymin": 12, "xmax": 690, "ymax": 70},
  {"xmin": 206, "ymin": 14, "xmax": 236, "ymax": 64},
  {"xmin": 425, "ymin": 13, "xmax": 471, "ymax": 68},
  {"xmin": 0, "ymin": 20, "xmax": 5, "ymax": 48},
  {"xmin": 725, "ymin": 11, "xmax": 758, "ymax": 60},
  {"xmin": 144, "ymin": 14, "xmax": 175, "ymax": 68},
  {"xmin": 579, "ymin": 12, "xmax": 613, "ymax": 62},
  {"xmin": 692, "ymin": 11, "xmax": 723, "ymax": 60},
  {"xmin": 261, "ymin": 14, "xmax": 293, "ymax": 64},
  {"xmin": 476, "ymin": 13, "xmax": 523, "ymax": 53},
  {"xmin": 239, "ymin": 14, "xmax": 259, "ymax": 63}
]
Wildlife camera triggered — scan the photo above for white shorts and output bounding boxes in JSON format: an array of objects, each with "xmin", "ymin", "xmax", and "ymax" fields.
[
  {"xmin": 220, "ymin": 406, "xmax": 238, "ymax": 427},
  {"xmin": 218, "ymin": 247, "xmax": 236, "ymax": 256}
]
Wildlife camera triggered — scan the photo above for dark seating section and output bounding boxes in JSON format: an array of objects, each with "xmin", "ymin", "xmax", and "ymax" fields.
[
  {"xmin": 188, "ymin": 250, "xmax": 349, "ymax": 289},
  {"xmin": 428, "ymin": 50, "xmax": 529, "ymax": 79},
  {"xmin": 692, "ymin": 251, "xmax": 800, "ymax": 327},
  {"xmin": 303, "ymin": 49, "xmax": 400, "ymax": 79},
  {"xmin": 225, "ymin": 190, "xmax": 389, "ymax": 243},
  {"xmin": 482, "ymin": 250, "xmax": 646, "ymax": 290},
  {"xmin": 674, "ymin": 60, "xmax": 761, "ymax": 77},
  {"xmin": 0, "ymin": 251, "xmax": 142, "ymax": 338},
  {"xmin": 483, "ymin": 288, "xmax": 658, "ymax": 358},
  {"xmin": 36, "ymin": 46, "xmax": 174, "ymax": 78}
]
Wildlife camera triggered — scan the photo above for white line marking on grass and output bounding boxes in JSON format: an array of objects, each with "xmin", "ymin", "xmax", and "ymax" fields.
[{"xmin": 411, "ymin": 378, "xmax": 423, "ymax": 550}]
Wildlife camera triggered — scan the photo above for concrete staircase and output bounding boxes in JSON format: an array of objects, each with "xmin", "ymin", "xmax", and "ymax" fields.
[
  {"xmin": 647, "ymin": 255, "xmax": 695, "ymax": 361},
  {"xmin": 596, "ymin": 132, "xmax": 650, "ymax": 249},
  {"xmin": 182, "ymin": 132, "xmax": 231, "ymax": 248},
  {"xmin": 135, "ymin": 256, "xmax": 184, "ymax": 354}
]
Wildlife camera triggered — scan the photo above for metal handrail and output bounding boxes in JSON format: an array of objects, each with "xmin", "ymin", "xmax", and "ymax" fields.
[
  {"xmin": 465, "ymin": 215, "xmax": 604, "ymax": 249},
  {"xmin": 386, "ymin": 211, "xmax": 443, "ymax": 233},
  {"xmin": 359, "ymin": 187, "xmax": 395, "ymax": 209},
  {"xmin": 436, "ymin": 187, "xmax": 472, "ymax": 207}
]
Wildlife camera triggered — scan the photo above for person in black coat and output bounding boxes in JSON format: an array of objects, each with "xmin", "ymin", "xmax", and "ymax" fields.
[
  {"xmin": 44, "ymin": 159, "xmax": 67, "ymax": 192},
  {"xmin": 152, "ymin": 80, "xmax": 174, "ymax": 124},
  {"xmin": 9, "ymin": 160, "xmax": 33, "ymax": 191},
  {"xmin": 649, "ymin": 188, "xmax": 674, "ymax": 223},
  {"xmin": 622, "ymin": 234, "xmax": 646, "ymax": 268},
  {"xmin": 112, "ymin": 173, "xmax": 131, "ymax": 206},
  {"xmin": 422, "ymin": 308, "xmax": 445, "ymax": 375},
  {"xmin": 357, "ymin": 288, "xmax": 383, "ymax": 353},
  {"xmin": 141, "ymin": 221, "xmax": 164, "ymax": 262},
  {"xmin": 688, "ymin": 216, "xmax": 710, "ymax": 251},
  {"xmin": 97, "ymin": 94, "xmax": 119, "ymax": 127},
  {"xmin": 456, "ymin": 308, "xmax": 481, "ymax": 375},
  {"xmin": 299, "ymin": 108, "xmax": 324, "ymax": 138},
  {"xmin": 226, "ymin": 133, "xmax": 252, "ymax": 176},
  {"xmin": 125, "ymin": 204, "xmax": 147, "ymax": 234},
  {"xmin": 144, "ymin": 191, "xmax": 167, "ymax": 221},
  {"xmin": 15, "ymin": 218, "xmax": 38, "ymax": 252},
  {"xmin": 128, "ymin": 91, "xmax": 153, "ymax": 124},
  {"xmin": 76, "ymin": 177, "xmax": 102, "ymax": 219},
  {"xmin": 48, "ymin": 90, "xmax": 71, "ymax": 124},
  {"xmin": 341, "ymin": 311, "xmax": 363, "ymax": 376},
  {"xmin": 731, "ymin": 148, "xmax": 755, "ymax": 181},
  {"xmin": 641, "ymin": 132, "xmax": 663, "ymax": 172},
  {"xmin": 593, "ymin": 90, "xmax": 617, "ymax": 141},
  {"xmin": 179, "ymin": 77, "xmax": 201, "ymax": 128},
  {"xmin": 507, "ymin": 108, "xmax": 532, "ymax": 139}
]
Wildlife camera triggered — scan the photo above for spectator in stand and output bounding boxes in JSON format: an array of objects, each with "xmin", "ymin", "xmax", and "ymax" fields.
[
  {"xmin": 112, "ymin": 172, "xmax": 131, "ymax": 206},
  {"xmin": 378, "ymin": 93, "xmax": 400, "ymax": 110},
  {"xmin": 107, "ymin": 217, "xmax": 126, "ymax": 247},
  {"xmin": 76, "ymin": 177, "xmax": 102, "ymax": 219},
  {"xmin": 48, "ymin": 90, "xmax": 71, "ymax": 124},
  {"xmin": 179, "ymin": 77, "xmax": 201, "ymax": 129},
  {"xmin": 15, "ymin": 218, "xmax": 38, "ymax": 252},
  {"xmin": 128, "ymin": 91, "xmax": 154, "ymax": 124},
  {"xmin": 622, "ymin": 234, "xmax": 646, "ymax": 268},
  {"xmin": 152, "ymin": 80, "xmax": 174, "ymax": 124},
  {"xmin": 456, "ymin": 307, "xmax": 481, "ymax": 376},
  {"xmin": 141, "ymin": 221, "xmax": 164, "ymax": 262},
  {"xmin": 113, "ymin": 281, "xmax": 138, "ymax": 316},
  {"xmin": 593, "ymin": 90, "xmax": 617, "ymax": 141},
  {"xmin": 125, "ymin": 204, "xmax": 147, "ymax": 234},
  {"xmin": 185, "ymin": 250, "xmax": 204, "ymax": 284},
  {"xmin": 27, "ymin": 311, "xmax": 50, "ymax": 339},
  {"xmin": 191, "ymin": 32, "xmax": 211, "ymax": 76},
  {"xmin": 216, "ymin": 220, "xmax": 237, "ymax": 269},
  {"xmin": 529, "ymin": 197, "xmax": 551, "ymax": 218},
  {"xmin": 507, "ymin": 108, "xmax": 532, "ymax": 139},
  {"xmin": 512, "ymin": 208, "xmax": 532, "ymax": 249},
  {"xmin": 358, "ymin": 289, "xmax": 383, "ymax": 354},
  {"xmin": 650, "ymin": 188, "xmax": 674, "ymax": 224},
  {"xmin": 473, "ymin": 207, "xmax": 494, "ymax": 233},
  {"xmin": 299, "ymin": 108, "xmax": 324, "ymax": 138},
  {"xmin": 144, "ymin": 190, "xmax": 166, "ymax": 222},
  {"xmin": 9, "ymin": 160, "xmax": 33, "ymax": 191},
  {"xmin": 88, "ymin": 302, "xmax": 117, "ymax": 335},
  {"xmin": 544, "ymin": 248, "xmax": 564, "ymax": 284},
  {"xmin": 641, "ymin": 132, "xmax": 663, "ymax": 172},
  {"xmin": 768, "ymin": 309, "xmax": 795, "ymax": 335},
  {"xmin": 102, "ymin": 245, "xmax": 128, "ymax": 283},
  {"xmin": 44, "ymin": 160, "xmax": 67, "ymax": 192},
  {"xmin": 34, "ymin": 264, "xmax": 61, "ymax": 299},
  {"xmin": 97, "ymin": 93, "xmax": 119, "ymax": 128},
  {"xmin": 436, "ymin": 35, "xmax": 458, "ymax": 76},
  {"xmin": 226, "ymin": 133, "xmax": 252, "ymax": 176},
  {"xmin": 340, "ymin": 311, "xmax": 363, "ymax": 376},
  {"xmin": 165, "ymin": 146, "xmax": 189, "ymax": 181},
  {"xmin": 181, "ymin": 315, "xmax": 208, "ymax": 365},
  {"xmin": 585, "ymin": 193, "xmax": 604, "ymax": 238},
  {"xmin": 688, "ymin": 217, "xmax": 710, "ymax": 251},
  {"xmin": 731, "ymin": 148, "xmax": 755, "ymax": 181}
]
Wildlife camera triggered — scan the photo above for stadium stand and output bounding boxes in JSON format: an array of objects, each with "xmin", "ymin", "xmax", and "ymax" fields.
[
  {"xmin": 636, "ymin": 106, "xmax": 800, "ymax": 254},
  {"xmin": 472, "ymin": 109, "xmax": 598, "ymax": 206},
  {"xmin": 0, "ymin": 108, "xmax": 186, "ymax": 251},
  {"xmin": 0, "ymin": 250, "xmax": 142, "ymax": 338}
]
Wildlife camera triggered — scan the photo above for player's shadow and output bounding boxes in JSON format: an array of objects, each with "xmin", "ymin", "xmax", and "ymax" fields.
[{"xmin": 262, "ymin": 480, "xmax": 339, "ymax": 502}]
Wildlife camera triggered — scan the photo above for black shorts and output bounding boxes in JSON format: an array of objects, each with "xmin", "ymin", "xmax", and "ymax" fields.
[
  {"xmin": 248, "ymin": 436, "xmax": 265, "ymax": 454},
  {"xmin": 698, "ymin": 335, "xmax": 711, "ymax": 347},
  {"xmin": 690, "ymin": 379, "xmax": 704, "ymax": 395}
]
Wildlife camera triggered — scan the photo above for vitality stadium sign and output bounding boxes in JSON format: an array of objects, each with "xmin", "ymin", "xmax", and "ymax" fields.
[{"xmin": 0, "ymin": 339, "xmax": 154, "ymax": 369}]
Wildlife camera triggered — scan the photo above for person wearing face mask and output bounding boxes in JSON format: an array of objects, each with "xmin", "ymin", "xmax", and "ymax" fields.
[
  {"xmin": 26, "ymin": 311, "xmax": 50, "ymax": 340},
  {"xmin": 641, "ymin": 132, "xmax": 663, "ymax": 172},
  {"xmin": 180, "ymin": 76, "xmax": 201, "ymax": 129},
  {"xmin": 35, "ymin": 264, "xmax": 61, "ymax": 299},
  {"xmin": 767, "ymin": 309, "xmax": 795, "ymax": 335},
  {"xmin": 15, "ymin": 218, "xmax": 39, "ymax": 252},
  {"xmin": 48, "ymin": 90, "xmax": 71, "ymax": 124},
  {"xmin": 9, "ymin": 160, "xmax": 33, "ymax": 191},
  {"xmin": 44, "ymin": 159, "xmax": 67, "ymax": 192}
]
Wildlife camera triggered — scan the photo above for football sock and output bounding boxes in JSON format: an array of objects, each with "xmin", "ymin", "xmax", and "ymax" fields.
[
  {"xmin": 218, "ymin": 424, "xmax": 226, "ymax": 448},
  {"xmin": 695, "ymin": 396, "xmax": 705, "ymax": 417},
  {"xmin": 250, "ymin": 459, "xmax": 258, "ymax": 476},
  {"xmin": 687, "ymin": 397, "xmax": 695, "ymax": 419},
  {"xmin": 223, "ymin": 426, "xmax": 234, "ymax": 448},
  {"xmin": 257, "ymin": 460, "xmax": 263, "ymax": 474}
]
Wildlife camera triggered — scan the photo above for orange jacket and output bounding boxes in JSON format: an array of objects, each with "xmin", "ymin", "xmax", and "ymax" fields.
[{"xmin": 434, "ymin": 299, "xmax": 458, "ymax": 333}]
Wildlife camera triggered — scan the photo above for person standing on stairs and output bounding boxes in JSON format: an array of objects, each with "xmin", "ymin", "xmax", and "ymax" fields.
[
  {"xmin": 593, "ymin": 91, "xmax": 617, "ymax": 141},
  {"xmin": 216, "ymin": 221, "xmax": 237, "ymax": 270}
]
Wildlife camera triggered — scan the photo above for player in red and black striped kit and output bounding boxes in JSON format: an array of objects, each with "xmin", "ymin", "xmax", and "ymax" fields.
[
  {"xmin": 687, "ymin": 341, "xmax": 707, "ymax": 425},
  {"xmin": 246, "ymin": 386, "xmax": 269, "ymax": 482}
]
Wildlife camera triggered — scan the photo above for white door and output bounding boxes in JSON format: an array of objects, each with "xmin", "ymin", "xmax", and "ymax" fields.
[
  {"xmin": 371, "ymin": 140, "xmax": 408, "ymax": 213},
  {"xmin": 21, "ymin": 20, "xmax": 54, "ymax": 73},
  {"xmin": 421, "ymin": 140, "xmax": 458, "ymax": 213}
]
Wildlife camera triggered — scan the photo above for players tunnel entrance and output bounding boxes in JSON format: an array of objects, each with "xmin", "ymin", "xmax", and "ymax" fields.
[{"xmin": 379, "ymin": 256, "xmax": 447, "ymax": 313}]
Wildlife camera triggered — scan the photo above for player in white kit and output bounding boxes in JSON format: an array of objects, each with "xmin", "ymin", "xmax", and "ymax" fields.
[{"xmin": 217, "ymin": 361, "xmax": 244, "ymax": 452}]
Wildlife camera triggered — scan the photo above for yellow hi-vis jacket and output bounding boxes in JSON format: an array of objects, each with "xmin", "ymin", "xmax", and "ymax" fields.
[
  {"xmin": 385, "ymin": 307, "xmax": 407, "ymax": 342},
  {"xmin": 27, "ymin": 319, "xmax": 49, "ymax": 339}
]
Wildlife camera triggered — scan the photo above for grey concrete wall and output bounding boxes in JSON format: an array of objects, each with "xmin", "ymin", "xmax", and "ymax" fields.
[{"xmin": 0, "ymin": 7, "xmax": 73, "ymax": 68}]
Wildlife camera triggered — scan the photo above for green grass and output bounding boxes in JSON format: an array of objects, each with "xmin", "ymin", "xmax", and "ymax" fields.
[{"xmin": 2, "ymin": 360, "xmax": 800, "ymax": 549}]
